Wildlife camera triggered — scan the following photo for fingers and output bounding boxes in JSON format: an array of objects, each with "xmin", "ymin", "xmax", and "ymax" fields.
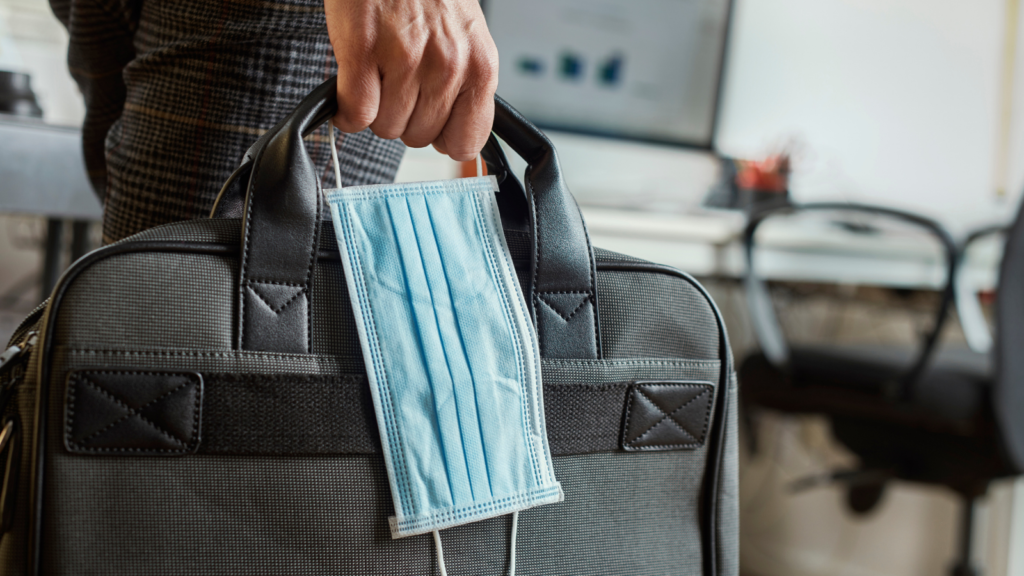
[
  {"xmin": 334, "ymin": 55, "xmax": 380, "ymax": 134},
  {"xmin": 400, "ymin": 41, "xmax": 461, "ymax": 148},
  {"xmin": 369, "ymin": 39, "xmax": 423, "ymax": 140},
  {"xmin": 326, "ymin": 0, "xmax": 499, "ymax": 159},
  {"xmin": 434, "ymin": 45, "xmax": 498, "ymax": 161},
  {"xmin": 437, "ymin": 88, "xmax": 494, "ymax": 161}
]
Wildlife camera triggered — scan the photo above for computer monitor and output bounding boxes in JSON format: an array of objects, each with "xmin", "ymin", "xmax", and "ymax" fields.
[{"xmin": 483, "ymin": 0, "xmax": 733, "ymax": 150}]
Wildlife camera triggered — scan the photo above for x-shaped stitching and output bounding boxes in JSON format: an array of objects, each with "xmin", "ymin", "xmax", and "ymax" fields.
[
  {"xmin": 247, "ymin": 282, "xmax": 306, "ymax": 315},
  {"xmin": 537, "ymin": 294, "xmax": 591, "ymax": 322},
  {"xmin": 629, "ymin": 388, "xmax": 707, "ymax": 444},
  {"xmin": 77, "ymin": 375, "xmax": 190, "ymax": 447}
]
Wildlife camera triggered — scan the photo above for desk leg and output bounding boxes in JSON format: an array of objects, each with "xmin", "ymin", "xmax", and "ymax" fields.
[
  {"xmin": 41, "ymin": 218, "xmax": 64, "ymax": 301},
  {"xmin": 70, "ymin": 220, "xmax": 91, "ymax": 262}
]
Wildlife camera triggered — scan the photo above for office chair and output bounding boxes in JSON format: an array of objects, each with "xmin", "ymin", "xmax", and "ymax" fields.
[
  {"xmin": 956, "ymin": 225, "xmax": 1006, "ymax": 355},
  {"xmin": 739, "ymin": 202, "xmax": 1024, "ymax": 576}
]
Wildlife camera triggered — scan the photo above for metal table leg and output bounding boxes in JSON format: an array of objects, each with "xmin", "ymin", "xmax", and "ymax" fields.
[
  {"xmin": 70, "ymin": 220, "xmax": 91, "ymax": 262},
  {"xmin": 41, "ymin": 218, "xmax": 64, "ymax": 300}
]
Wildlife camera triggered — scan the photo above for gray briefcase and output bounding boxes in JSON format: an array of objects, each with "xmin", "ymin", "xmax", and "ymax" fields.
[{"xmin": 0, "ymin": 77, "xmax": 737, "ymax": 575}]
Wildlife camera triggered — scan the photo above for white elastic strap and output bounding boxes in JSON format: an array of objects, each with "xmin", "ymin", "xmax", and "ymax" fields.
[
  {"xmin": 328, "ymin": 119, "xmax": 343, "ymax": 188},
  {"xmin": 508, "ymin": 511, "xmax": 519, "ymax": 576},
  {"xmin": 476, "ymin": 154, "xmax": 483, "ymax": 178},
  {"xmin": 433, "ymin": 530, "xmax": 448, "ymax": 576}
]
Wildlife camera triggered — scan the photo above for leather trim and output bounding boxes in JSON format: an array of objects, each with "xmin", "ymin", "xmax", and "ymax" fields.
[
  {"xmin": 236, "ymin": 81, "xmax": 331, "ymax": 354},
  {"xmin": 58, "ymin": 372, "xmax": 641, "ymax": 457},
  {"xmin": 64, "ymin": 370, "xmax": 203, "ymax": 455},
  {"xmin": 493, "ymin": 96, "xmax": 601, "ymax": 359},
  {"xmin": 622, "ymin": 381, "xmax": 715, "ymax": 451}
]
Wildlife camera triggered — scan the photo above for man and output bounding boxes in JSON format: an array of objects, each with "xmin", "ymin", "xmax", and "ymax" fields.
[{"xmin": 50, "ymin": 0, "xmax": 498, "ymax": 243}]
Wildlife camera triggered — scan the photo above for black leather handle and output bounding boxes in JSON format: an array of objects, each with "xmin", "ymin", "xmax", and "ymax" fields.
[
  {"xmin": 489, "ymin": 95, "xmax": 600, "ymax": 358},
  {"xmin": 235, "ymin": 79, "xmax": 336, "ymax": 353},
  {"xmin": 235, "ymin": 76, "xmax": 600, "ymax": 359}
]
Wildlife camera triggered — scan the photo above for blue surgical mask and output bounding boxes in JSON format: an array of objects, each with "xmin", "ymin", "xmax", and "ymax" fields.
[{"xmin": 326, "ymin": 173, "xmax": 563, "ymax": 546}]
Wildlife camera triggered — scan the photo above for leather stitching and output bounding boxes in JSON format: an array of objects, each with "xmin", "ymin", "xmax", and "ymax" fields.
[
  {"xmin": 305, "ymin": 178, "xmax": 322, "ymax": 354},
  {"xmin": 238, "ymin": 140, "xmax": 266, "ymax": 349},
  {"xmin": 246, "ymin": 282, "xmax": 306, "ymax": 314},
  {"xmin": 537, "ymin": 293, "xmax": 591, "ymax": 322},
  {"xmin": 577, "ymin": 202, "xmax": 600, "ymax": 357},
  {"xmin": 623, "ymin": 383, "xmax": 713, "ymax": 450},
  {"xmin": 79, "ymin": 383, "xmax": 187, "ymax": 446},
  {"xmin": 629, "ymin": 387, "xmax": 706, "ymax": 444},
  {"xmin": 67, "ymin": 372, "xmax": 201, "ymax": 452},
  {"xmin": 238, "ymin": 126, "xmax": 320, "ymax": 353},
  {"xmin": 529, "ymin": 175, "xmax": 543, "ymax": 354},
  {"xmin": 245, "ymin": 279, "xmax": 305, "ymax": 287}
]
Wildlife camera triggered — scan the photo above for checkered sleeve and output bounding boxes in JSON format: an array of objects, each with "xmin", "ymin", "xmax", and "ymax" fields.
[{"xmin": 51, "ymin": 0, "xmax": 406, "ymax": 243}]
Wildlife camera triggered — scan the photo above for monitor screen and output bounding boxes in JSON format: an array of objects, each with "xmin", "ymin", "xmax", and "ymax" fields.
[{"xmin": 484, "ymin": 0, "xmax": 733, "ymax": 149}]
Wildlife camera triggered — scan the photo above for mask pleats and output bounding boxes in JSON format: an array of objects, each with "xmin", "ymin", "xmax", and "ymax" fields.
[
  {"xmin": 327, "ymin": 177, "xmax": 563, "ymax": 539},
  {"xmin": 382, "ymin": 195, "xmax": 474, "ymax": 507},
  {"xmin": 423, "ymin": 194, "xmax": 535, "ymax": 500}
]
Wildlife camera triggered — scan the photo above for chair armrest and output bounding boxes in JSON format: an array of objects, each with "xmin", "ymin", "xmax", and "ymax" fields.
[
  {"xmin": 956, "ymin": 226, "xmax": 1007, "ymax": 353},
  {"xmin": 742, "ymin": 202, "xmax": 958, "ymax": 400}
]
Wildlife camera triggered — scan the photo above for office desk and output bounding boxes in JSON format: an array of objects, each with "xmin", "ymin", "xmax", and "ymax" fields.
[
  {"xmin": 0, "ymin": 117, "xmax": 101, "ymax": 298},
  {"xmin": 581, "ymin": 206, "xmax": 998, "ymax": 291}
]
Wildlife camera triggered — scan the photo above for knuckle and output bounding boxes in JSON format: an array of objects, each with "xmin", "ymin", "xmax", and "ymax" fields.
[
  {"xmin": 337, "ymin": 106, "xmax": 376, "ymax": 132},
  {"xmin": 374, "ymin": 125, "xmax": 403, "ymax": 140},
  {"xmin": 401, "ymin": 134, "xmax": 433, "ymax": 149},
  {"xmin": 471, "ymin": 50, "xmax": 499, "ymax": 89},
  {"xmin": 388, "ymin": 39, "xmax": 423, "ymax": 72},
  {"xmin": 447, "ymin": 39, "xmax": 470, "ymax": 68}
]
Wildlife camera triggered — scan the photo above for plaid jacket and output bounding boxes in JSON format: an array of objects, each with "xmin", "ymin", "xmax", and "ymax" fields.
[{"xmin": 50, "ymin": 0, "xmax": 405, "ymax": 243}]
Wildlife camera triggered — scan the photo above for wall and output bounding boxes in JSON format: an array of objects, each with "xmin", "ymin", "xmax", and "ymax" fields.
[
  {"xmin": 0, "ymin": 0, "xmax": 82, "ymax": 125},
  {"xmin": 715, "ymin": 0, "xmax": 1022, "ymax": 235}
]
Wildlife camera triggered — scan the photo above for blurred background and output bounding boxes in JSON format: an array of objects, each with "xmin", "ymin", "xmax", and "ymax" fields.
[{"xmin": 1, "ymin": 0, "xmax": 1023, "ymax": 575}]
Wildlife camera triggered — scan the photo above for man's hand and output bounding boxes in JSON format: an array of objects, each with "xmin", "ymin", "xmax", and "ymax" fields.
[{"xmin": 326, "ymin": 0, "xmax": 499, "ymax": 161}]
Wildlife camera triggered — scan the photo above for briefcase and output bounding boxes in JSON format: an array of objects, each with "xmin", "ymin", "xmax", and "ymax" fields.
[{"xmin": 0, "ymin": 77, "xmax": 737, "ymax": 575}]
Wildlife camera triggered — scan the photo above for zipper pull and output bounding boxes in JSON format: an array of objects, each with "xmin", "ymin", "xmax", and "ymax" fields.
[{"xmin": 0, "ymin": 331, "xmax": 37, "ymax": 375}]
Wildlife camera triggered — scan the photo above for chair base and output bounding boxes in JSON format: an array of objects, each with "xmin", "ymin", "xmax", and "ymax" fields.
[
  {"xmin": 950, "ymin": 495, "xmax": 980, "ymax": 576},
  {"xmin": 951, "ymin": 564, "xmax": 980, "ymax": 576}
]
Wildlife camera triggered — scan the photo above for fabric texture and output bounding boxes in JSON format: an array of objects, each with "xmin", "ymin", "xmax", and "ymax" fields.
[
  {"xmin": 41, "ymin": 450, "xmax": 705, "ymax": 576},
  {"xmin": 49, "ymin": 0, "xmax": 406, "ymax": 243},
  {"xmin": 2, "ymin": 215, "xmax": 738, "ymax": 574}
]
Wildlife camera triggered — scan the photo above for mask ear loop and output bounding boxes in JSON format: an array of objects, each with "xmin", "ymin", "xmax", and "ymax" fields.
[
  {"xmin": 508, "ymin": 511, "xmax": 519, "ymax": 576},
  {"xmin": 328, "ymin": 120, "xmax": 343, "ymax": 189},
  {"xmin": 433, "ymin": 530, "xmax": 449, "ymax": 576}
]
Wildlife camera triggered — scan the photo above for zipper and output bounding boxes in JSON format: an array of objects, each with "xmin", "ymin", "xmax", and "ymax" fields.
[
  {"xmin": 6, "ymin": 299, "xmax": 47, "ymax": 349},
  {"xmin": 0, "ymin": 330, "xmax": 37, "ymax": 414},
  {"xmin": 0, "ymin": 330, "xmax": 37, "ymax": 374}
]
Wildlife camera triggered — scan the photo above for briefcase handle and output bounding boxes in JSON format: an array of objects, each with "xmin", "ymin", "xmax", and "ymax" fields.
[{"xmin": 233, "ymin": 76, "xmax": 600, "ymax": 359}]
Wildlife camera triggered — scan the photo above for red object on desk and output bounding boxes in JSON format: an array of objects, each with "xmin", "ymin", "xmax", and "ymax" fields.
[{"xmin": 735, "ymin": 154, "xmax": 790, "ymax": 193}]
